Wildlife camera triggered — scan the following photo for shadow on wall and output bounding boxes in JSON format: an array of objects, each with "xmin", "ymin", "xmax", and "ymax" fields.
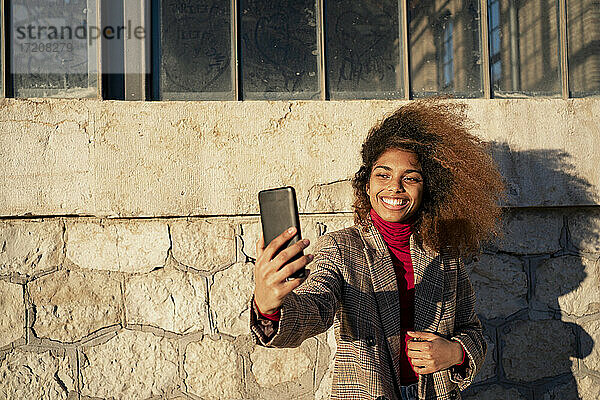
[{"xmin": 460, "ymin": 142, "xmax": 599, "ymax": 399}]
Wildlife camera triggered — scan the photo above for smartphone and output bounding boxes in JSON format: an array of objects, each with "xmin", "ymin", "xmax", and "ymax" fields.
[{"xmin": 258, "ymin": 186, "xmax": 306, "ymax": 279}]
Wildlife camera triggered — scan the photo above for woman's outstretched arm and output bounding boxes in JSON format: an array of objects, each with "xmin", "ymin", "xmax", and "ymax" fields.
[{"xmin": 250, "ymin": 233, "xmax": 343, "ymax": 348}]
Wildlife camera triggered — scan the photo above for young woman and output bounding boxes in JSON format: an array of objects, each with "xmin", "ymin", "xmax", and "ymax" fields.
[{"xmin": 251, "ymin": 100, "xmax": 504, "ymax": 400}]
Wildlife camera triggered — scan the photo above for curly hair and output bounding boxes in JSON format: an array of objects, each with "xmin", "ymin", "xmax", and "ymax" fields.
[{"xmin": 352, "ymin": 99, "xmax": 505, "ymax": 257}]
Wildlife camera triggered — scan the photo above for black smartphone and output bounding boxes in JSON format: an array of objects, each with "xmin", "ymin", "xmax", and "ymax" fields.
[{"xmin": 258, "ymin": 186, "xmax": 306, "ymax": 279}]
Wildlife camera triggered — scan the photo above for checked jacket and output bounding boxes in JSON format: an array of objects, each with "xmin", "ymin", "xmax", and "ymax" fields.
[{"xmin": 250, "ymin": 215, "xmax": 486, "ymax": 400}]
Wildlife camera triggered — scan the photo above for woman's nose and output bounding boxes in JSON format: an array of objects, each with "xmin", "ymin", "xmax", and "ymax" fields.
[{"xmin": 387, "ymin": 181, "xmax": 405, "ymax": 192}]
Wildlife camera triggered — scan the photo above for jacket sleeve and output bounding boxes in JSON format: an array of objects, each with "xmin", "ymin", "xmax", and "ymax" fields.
[
  {"xmin": 250, "ymin": 233, "xmax": 343, "ymax": 348},
  {"xmin": 449, "ymin": 257, "xmax": 486, "ymax": 390}
]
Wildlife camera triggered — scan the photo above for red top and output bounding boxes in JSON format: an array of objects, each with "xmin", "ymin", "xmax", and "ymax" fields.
[{"xmin": 370, "ymin": 208, "xmax": 419, "ymax": 385}]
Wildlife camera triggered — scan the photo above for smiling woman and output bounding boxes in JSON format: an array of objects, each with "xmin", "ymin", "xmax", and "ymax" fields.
[
  {"xmin": 352, "ymin": 99, "xmax": 505, "ymax": 256},
  {"xmin": 251, "ymin": 99, "xmax": 505, "ymax": 400}
]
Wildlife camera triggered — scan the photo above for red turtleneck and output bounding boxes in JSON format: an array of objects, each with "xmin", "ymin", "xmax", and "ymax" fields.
[{"xmin": 369, "ymin": 208, "xmax": 419, "ymax": 385}]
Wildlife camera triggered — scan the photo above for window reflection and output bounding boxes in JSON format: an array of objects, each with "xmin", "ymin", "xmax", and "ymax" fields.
[
  {"xmin": 409, "ymin": 0, "xmax": 482, "ymax": 98},
  {"xmin": 488, "ymin": 0, "xmax": 502, "ymax": 86},
  {"xmin": 490, "ymin": 0, "xmax": 561, "ymax": 97},
  {"xmin": 441, "ymin": 18, "xmax": 453, "ymax": 89},
  {"xmin": 567, "ymin": 0, "xmax": 600, "ymax": 96}
]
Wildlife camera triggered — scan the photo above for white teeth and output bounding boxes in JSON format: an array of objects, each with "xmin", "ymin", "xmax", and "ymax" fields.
[{"xmin": 382, "ymin": 198, "xmax": 406, "ymax": 206}]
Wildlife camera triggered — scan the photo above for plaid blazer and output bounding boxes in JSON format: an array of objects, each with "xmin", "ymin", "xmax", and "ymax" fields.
[{"xmin": 250, "ymin": 216, "xmax": 486, "ymax": 400}]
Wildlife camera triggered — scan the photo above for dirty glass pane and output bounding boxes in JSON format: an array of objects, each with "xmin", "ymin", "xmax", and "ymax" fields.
[
  {"xmin": 158, "ymin": 0, "xmax": 233, "ymax": 100},
  {"xmin": 408, "ymin": 0, "xmax": 482, "ymax": 98},
  {"xmin": 489, "ymin": 0, "xmax": 561, "ymax": 97},
  {"xmin": 10, "ymin": 0, "xmax": 98, "ymax": 98},
  {"xmin": 567, "ymin": 0, "xmax": 600, "ymax": 96},
  {"xmin": 240, "ymin": 0, "xmax": 320, "ymax": 100},
  {"xmin": 326, "ymin": 0, "xmax": 403, "ymax": 99}
]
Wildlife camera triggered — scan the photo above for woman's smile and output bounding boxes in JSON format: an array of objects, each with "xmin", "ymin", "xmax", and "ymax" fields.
[{"xmin": 380, "ymin": 196, "xmax": 409, "ymax": 208}]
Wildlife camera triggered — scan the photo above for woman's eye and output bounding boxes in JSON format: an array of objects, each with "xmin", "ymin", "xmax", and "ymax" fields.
[
  {"xmin": 404, "ymin": 176, "xmax": 422, "ymax": 183},
  {"xmin": 376, "ymin": 173, "xmax": 390, "ymax": 179}
]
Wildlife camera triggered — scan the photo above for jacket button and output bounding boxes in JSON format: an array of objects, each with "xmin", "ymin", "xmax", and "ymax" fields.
[
  {"xmin": 449, "ymin": 390, "xmax": 458, "ymax": 399},
  {"xmin": 366, "ymin": 336, "xmax": 376, "ymax": 346},
  {"xmin": 376, "ymin": 396, "xmax": 388, "ymax": 400}
]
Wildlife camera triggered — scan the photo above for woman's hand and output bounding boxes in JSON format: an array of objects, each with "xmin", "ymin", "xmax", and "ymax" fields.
[
  {"xmin": 253, "ymin": 227, "xmax": 313, "ymax": 315},
  {"xmin": 406, "ymin": 331, "xmax": 465, "ymax": 374}
]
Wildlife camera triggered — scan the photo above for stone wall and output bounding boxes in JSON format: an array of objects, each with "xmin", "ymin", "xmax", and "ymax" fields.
[{"xmin": 1, "ymin": 98, "xmax": 599, "ymax": 399}]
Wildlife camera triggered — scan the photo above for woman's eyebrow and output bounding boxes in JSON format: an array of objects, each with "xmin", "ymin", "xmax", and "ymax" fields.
[
  {"xmin": 373, "ymin": 165, "xmax": 423, "ymax": 175},
  {"xmin": 373, "ymin": 165, "xmax": 392, "ymax": 171}
]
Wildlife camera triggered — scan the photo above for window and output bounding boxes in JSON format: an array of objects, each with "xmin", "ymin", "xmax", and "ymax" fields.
[
  {"xmin": 409, "ymin": 0, "xmax": 482, "ymax": 98},
  {"xmin": 8, "ymin": 0, "xmax": 99, "ymax": 98},
  {"xmin": 567, "ymin": 0, "xmax": 600, "ymax": 97},
  {"xmin": 488, "ymin": 0, "xmax": 502, "ymax": 86},
  {"xmin": 240, "ymin": 0, "xmax": 320, "ymax": 100},
  {"xmin": 153, "ymin": 0, "xmax": 234, "ymax": 100},
  {"xmin": 441, "ymin": 18, "xmax": 454, "ymax": 89},
  {"xmin": 491, "ymin": 0, "xmax": 561, "ymax": 97},
  {"xmin": 326, "ymin": 0, "xmax": 403, "ymax": 99}
]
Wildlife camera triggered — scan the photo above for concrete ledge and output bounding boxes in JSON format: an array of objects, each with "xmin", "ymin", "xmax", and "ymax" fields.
[{"xmin": 0, "ymin": 98, "xmax": 598, "ymax": 217}]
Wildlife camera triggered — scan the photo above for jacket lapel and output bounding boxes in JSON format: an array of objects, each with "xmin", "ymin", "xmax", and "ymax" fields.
[{"xmin": 411, "ymin": 235, "xmax": 445, "ymax": 332}]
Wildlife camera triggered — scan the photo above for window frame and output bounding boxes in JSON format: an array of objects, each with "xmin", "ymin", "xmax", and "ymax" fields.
[{"xmin": 0, "ymin": 0, "xmax": 584, "ymax": 100}]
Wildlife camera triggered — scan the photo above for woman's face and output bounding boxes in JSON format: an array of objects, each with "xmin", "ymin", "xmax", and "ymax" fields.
[{"xmin": 366, "ymin": 148, "xmax": 424, "ymax": 223}]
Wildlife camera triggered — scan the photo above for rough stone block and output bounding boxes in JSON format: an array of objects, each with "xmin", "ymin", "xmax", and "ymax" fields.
[
  {"xmin": 29, "ymin": 270, "xmax": 121, "ymax": 342},
  {"xmin": 474, "ymin": 333, "xmax": 496, "ymax": 384},
  {"xmin": 470, "ymin": 99, "xmax": 600, "ymax": 207},
  {"xmin": 304, "ymin": 180, "xmax": 354, "ymax": 213},
  {"xmin": 125, "ymin": 265, "xmax": 208, "ymax": 334},
  {"xmin": 540, "ymin": 378, "xmax": 587, "ymax": 400},
  {"xmin": 581, "ymin": 319, "xmax": 600, "ymax": 373},
  {"xmin": 210, "ymin": 263, "xmax": 254, "ymax": 336},
  {"xmin": 575, "ymin": 375, "xmax": 600, "ymax": 400},
  {"xmin": 171, "ymin": 219, "xmax": 236, "ymax": 271},
  {"xmin": 0, "ymin": 280, "xmax": 24, "ymax": 348},
  {"xmin": 250, "ymin": 345, "xmax": 312, "ymax": 387},
  {"xmin": 0, "ymin": 220, "xmax": 63, "ymax": 277},
  {"xmin": 0, "ymin": 349, "xmax": 75, "ymax": 400},
  {"xmin": 502, "ymin": 320, "xmax": 576, "ymax": 382},
  {"xmin": 468, "ymin": 254, "xmax": 527, "ymax": 319},
  {"xmin": 463, "ymin": 384, "xmax": 527, "ymax": 400},
  {"xmin": 569, "ymin": 209, "xmax": 600, "ymax": 253},
  {"xmin": 80, "ymin": 330, "xmax": 178, "ymax": 399},
  {"xmin": 0, "ymin": 99, "xmax": 93, "ymax": 216},
  {"xmin": 184, "ymin": 337, "xmax": 241, "ymax": 400},
  {"xmin": 535, "ymin": 256, "xmax": 600, "ymax": 317},
  {"xmin": 66, "ymin": 220, "xmax": 169, "ymax": 273},
  {"xmin": 493, "ymin": 210, "xmax": 562, "ymax": 254}
]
